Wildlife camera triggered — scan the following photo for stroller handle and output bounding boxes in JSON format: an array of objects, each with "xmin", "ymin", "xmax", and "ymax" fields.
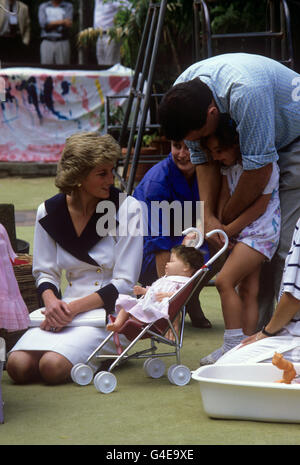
[
  {"xmin": 182, "ymin": 227, "xmax": 229, "ymax": 263},
  {"xmin": 182, "ymin": 227, "xmax": 204, "ymax": 248},
  {"xmin": 205, "ymin": 229, "xmax": 229, "ymax": 265}
]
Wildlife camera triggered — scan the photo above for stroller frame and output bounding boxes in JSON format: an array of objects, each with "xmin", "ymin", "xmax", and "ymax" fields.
[{"xmin": 71, "ymin": 229, "xmax": 228, "ymax": 393}]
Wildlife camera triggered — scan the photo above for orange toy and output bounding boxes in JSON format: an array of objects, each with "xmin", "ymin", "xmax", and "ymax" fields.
[{"xmin": 272, "ymin": 352, "xmax": 297, "ymax": 384}]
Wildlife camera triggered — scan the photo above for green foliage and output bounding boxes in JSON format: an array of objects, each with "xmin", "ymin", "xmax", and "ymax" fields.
[
  {"xmin": 210, "ymin": 0, "xmax": 266, "ymax": 34},
  {"xmin": 110, "ymin": 0, "xmax": 268, "ymax": 90},
  {"xmin": 110, "ymin": 0, "xmax": 194, "ymax": 89}
]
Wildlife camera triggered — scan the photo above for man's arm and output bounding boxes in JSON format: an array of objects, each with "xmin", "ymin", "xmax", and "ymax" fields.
[
  {"xmin": 222, "ymin": 163, "xmax": 273, "ymax": 225},
  {"xmin": 195, "ymin": 162, "xmax": 223, "ymax": 247},
  {"xmin": 217, "ymin": 175, "xmax": 230, "ymax": 221}
]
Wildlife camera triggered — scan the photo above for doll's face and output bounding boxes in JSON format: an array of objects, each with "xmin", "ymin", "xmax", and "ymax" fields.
[{"xmin": 165, "ymin": 252, "xmax": 189, "ymax": 277}]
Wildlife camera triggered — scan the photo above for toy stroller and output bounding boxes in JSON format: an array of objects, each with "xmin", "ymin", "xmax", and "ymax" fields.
[{"xmin": 71, "ymin": 229, "xmax": 228, "ymax": 393}]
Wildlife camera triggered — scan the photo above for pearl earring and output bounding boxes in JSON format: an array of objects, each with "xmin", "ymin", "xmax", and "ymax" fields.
[{"xmin": 77, "ymin": 183, "xmax": 82, "ymax": 188}]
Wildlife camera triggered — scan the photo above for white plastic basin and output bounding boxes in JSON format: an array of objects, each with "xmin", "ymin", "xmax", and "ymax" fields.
[{"xmin": 192, "ymin": 363, "xmax": 300, "ymax": 423}]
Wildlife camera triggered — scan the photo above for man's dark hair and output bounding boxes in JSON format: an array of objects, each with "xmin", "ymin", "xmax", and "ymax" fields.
[{"xmin": 158, "ymin": 78, "xmax": 213, "ymax": 141}]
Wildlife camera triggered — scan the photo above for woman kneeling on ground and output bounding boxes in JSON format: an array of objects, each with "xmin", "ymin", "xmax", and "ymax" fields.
[{"xmin": 7, "ymin": 132, "xmax": 143, "ymax": 384}]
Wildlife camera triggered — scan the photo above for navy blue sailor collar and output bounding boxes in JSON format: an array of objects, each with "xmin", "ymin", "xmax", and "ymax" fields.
[{"xmin": 39, "ymin": 186, "xmax": 121, "ymax": 266}]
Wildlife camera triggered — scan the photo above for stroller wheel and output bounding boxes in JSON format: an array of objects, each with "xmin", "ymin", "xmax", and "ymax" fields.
[
  {"xmin": 167, "ymin": 364, "xmax": 177, "ymax": 384},
  {"xmin": 168, "ymin": 365, "xmax": 191, "ymax": 386},
  {"xmin": 94, "ymin": 371, "xmax": 117, "ymax": 394},
  {"xmin": 71, "ymin": 363, "xmax": 94, "ymax": 386},
  {"xmin": 143, "ymin": 358, "xmax": 152, "ymax": 373},
  {"xmin": 144, "ymin": 358, "xmax": 166, "ymax": 378}
]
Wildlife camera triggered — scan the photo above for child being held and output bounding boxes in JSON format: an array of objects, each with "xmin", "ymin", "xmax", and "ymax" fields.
[
  {"xmin": 199, "ymin": 114, "xmax": 281, "ymax": 365},
  {"xmin": 107, "ymin": 245, "xmax": 204, "ymax": 332}
]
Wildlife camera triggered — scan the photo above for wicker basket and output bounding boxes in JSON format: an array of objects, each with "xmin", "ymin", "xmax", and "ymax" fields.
[{"xmin": 13, "ymin": 254, "xmax": 39, "ymax": 313}]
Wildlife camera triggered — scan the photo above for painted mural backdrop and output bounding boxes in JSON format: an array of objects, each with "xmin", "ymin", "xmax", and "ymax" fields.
[{"xmin": 0, "ymin": 65, "xmax": 132, "ymax": 162}]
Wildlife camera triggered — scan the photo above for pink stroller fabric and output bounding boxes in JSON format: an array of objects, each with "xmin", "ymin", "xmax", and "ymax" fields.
[{"xmin": 0, "ymin": 224, "xmax": 30, "ymax": 331}]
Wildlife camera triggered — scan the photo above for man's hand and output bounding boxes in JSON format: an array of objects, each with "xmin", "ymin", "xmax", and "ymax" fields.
[{"xmin": 204, "ymin": 215, "xmax": 224, "ymax": 249}]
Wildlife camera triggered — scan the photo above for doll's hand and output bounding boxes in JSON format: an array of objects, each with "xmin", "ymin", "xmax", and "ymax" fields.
[
  {"xmin": 155, "ymin": 292, "xmax": 172, "ymax": 302},
  {"xmin": 133, "ymin": 285, "xmax": 146, "ymax": 296}
]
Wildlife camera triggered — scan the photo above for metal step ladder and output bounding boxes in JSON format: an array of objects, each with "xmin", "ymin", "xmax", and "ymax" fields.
[
  {"xmin": 193, "ymin": 0, "xmax": 294, "ymax": 69},
  {"xmin": 111, "ymin": 0, "xmax": 168, "ymax": 195}
]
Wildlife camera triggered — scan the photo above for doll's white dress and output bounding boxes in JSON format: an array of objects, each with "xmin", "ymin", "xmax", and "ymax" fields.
[{"xmin": 116, "ymin": 275, "xmax": 189, "ymax": 324}]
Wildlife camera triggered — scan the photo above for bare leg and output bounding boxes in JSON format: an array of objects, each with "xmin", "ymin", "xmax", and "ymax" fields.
[
  {"xmin": 6, "ymin": 350, "xmax": 44, "ymax": 384},
  {"xmin": 7, "ymin": 350, "xmax": 73, "ymax": 385},
  {"xmin": 39, "ymin": 352, "xmax": 73, "ymax": 385},
  {"xmin": 215, "ymin": 243, "xmax": 265, "ymax": 329},
  {"xmin": 200, "ymin": 243, "xmax": 265, "ymax": 365},
  {"xmin": 238, "ymin": 265, "xmax": 262, "ymax": 335},
  {"xmin": 106, "ymin": 308, "xmax": 130, "ymax": 332}
]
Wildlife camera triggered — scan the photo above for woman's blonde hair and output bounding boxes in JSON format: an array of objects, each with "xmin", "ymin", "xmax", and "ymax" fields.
[{"xmin": 55, "ymin": 132, "xmax": 121, "ymax": 194}]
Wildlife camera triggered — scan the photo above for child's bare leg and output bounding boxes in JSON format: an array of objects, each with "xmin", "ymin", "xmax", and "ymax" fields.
[
  {"xmin": 216, "ymin": 243, "xmax": 265, "ymax": 329},
  {"xmin": 200, "ymin": 243, "xmax": 264, "ymax": 365},
  {"xmin": 238, "ymin": 264, "xmax": 262, "ymax": 335},
  {"xmin": 106, "ymin": 308, "xmax": 129, "ymax": 332}
]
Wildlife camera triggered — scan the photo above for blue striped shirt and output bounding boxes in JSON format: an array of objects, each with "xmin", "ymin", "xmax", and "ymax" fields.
[{"xmin": 175, "ymin": 53, "xmax": 300, "ymax": 170}]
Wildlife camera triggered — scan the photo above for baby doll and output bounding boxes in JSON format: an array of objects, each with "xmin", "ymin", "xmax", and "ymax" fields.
[{"xmin": 107, "ymin": 245, "xmax": 204, "ymax": 332}]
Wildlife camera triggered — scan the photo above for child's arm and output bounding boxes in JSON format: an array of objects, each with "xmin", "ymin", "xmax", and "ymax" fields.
[
  {"xmin": 223, "ymin": 193, "xmax": 271, "ymax": 238},
  {"xmin": 217, "ymin": 175, "xmax": 231, "ymax": 222}
]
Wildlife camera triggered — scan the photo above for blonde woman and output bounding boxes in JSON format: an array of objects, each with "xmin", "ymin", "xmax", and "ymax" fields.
[{"xmin": 7, "ymin": 132, "xmax": 143, "ymax": 385}]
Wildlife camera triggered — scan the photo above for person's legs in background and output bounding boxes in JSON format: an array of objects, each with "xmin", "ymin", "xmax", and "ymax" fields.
[
  {"xmin": 258, "ymin": 139, "xmax": 300, "ymax": 329},
  {"xmin": 54, "ymin": 40, "xmax": 71, "ymax": 65},
  {"xmin": 96, "ymin": 34, "xmax": 120, "ymax": 66}
]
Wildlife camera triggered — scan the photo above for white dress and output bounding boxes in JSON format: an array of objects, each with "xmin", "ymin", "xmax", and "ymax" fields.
[
  {"xmin": 11, "ymin": 193, "xmax": 143, "ymax": 366},
  {"xmin": 222, "ymin": 161, "xmax": 281, "ymax": 260},
  {"xmin": 116, "ymin": 275, "xmax": 190, "ymax": 324}
]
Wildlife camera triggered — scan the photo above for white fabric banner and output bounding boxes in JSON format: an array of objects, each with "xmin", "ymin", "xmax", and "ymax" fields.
[{"xmin": 0, "ymin": 64, "xmax": 133, "ymax": 162}]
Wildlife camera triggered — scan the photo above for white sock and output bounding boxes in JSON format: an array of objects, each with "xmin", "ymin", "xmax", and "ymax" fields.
[
  {"xmin": 200, "ymin": 328, "xmax": 245, "ymax": 365},
  {"xmin": 223, "ymin": 328, "xmax": 245, "ymax": 352}
]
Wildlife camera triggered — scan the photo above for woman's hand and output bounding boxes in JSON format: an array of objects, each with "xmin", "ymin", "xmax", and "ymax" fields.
[
  {"xmin": 40, "ymin": 297, "xmax": 72, "ymax": 332},
  {"xmin": 240, "ymin": 331, "xmax": 267, "ymax": 347}
]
